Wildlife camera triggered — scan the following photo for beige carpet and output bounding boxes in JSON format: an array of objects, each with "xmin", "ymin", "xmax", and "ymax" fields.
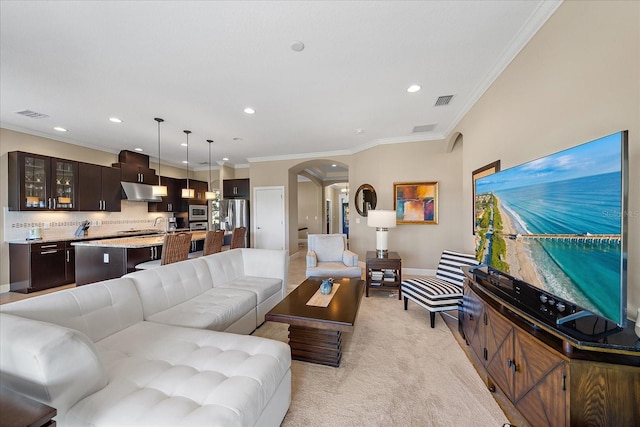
[{"xmin": 253, "ymin": 288, "xmax": 509, "ymax": 426}]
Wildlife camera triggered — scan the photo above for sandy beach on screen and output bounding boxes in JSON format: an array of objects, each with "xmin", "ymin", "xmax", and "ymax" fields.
[{"xmin": 496, "ymin": 197, "xmax": 546, "ymax": 290}]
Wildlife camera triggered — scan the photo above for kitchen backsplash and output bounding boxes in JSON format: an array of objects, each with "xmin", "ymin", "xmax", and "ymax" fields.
[{"xmin": 3, "ymin": 201, "xmax": 170, "ymax": 242}]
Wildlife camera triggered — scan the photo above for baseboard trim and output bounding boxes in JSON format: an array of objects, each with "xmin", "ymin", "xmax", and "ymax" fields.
[
  {"xmin": 403, "ymin": 268, "xmax": 436, "ymax": 277},
  {"xmin": 0, "ymin": 284, "xmax": 10, "ymax": 294}
]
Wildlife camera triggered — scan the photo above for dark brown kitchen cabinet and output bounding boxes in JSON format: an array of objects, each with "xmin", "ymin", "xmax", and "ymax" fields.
[
  {"xmin": 148, "ymin": 176, "xmax": 181, "ymax": 212},
  {"xmin": 112, "ymin": 150, "xmax": 158, "ymax": 185},
  {"xmin": 65, "ymin": 243, "xmax": 75, "ymax": 285},
  {"xmin": 192, "ymin": 180, "xmax": 209, "ymax": 203},
  {"xmin": 223, "ymin": 178, "xmax": 249, "ymax": 199},
  {"xmin": 8, "ymin": 151, "xmax": 78, "ymax": 211},
  {"xmin": 125, "ymin": 246, "xmax": 162, "ymax": 273},
  {"xmin": 77, "ymin": 163, "xmax": 122, "ymax": 212},
  {"xmin": 179, "ymin": 179, "xmax": 209, "ymax": 204},
  {"xmin": 9, "ymin": 241, "xmax": 75, "ymax": 293},
  {"xmin": 189, "ymin": 239, "xmax": 204, "ymax": 253},
  {"xmin": 177, "ymin": 179, "xmax": 209, "ymax": 210},
  {"xmin": 116, "ymin": 162, "xmax": 158, "ymax": 185}
]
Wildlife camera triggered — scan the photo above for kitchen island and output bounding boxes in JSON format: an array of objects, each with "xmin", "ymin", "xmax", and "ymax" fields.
[
  {"xmin": 72, "ymin": 231, "xmax": 206, "ymax": 286},
  {"xmin": 7, "ymin": 228, "xmax": 167, "ymax": 293}
]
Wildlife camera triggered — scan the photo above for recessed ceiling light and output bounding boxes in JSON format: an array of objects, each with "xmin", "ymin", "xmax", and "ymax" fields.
[
  {"xmin": 134, "ymin": 148, "xmax": 143, "ymax": 152},
  {"xmin": 53, "ymin": 126, "xmax": 67, "ymax": 132},
  {"xmin": 222, "ymin": 157, "xmax": 229, "ymax": 161},
  {"xmin": 290, "ymin": 40, "xmax": 305, "ymax": 52},
  {"xmin": 407, "ymin": 84, "xmax": 421, "ymax": 93},
  {"xmin": 181, "ymin": 143, "xmax": 188, "ymax": 147},
  {"xmin": 356, "ymin": 128, "xmax": 364, "ymax": 134},
  {"xmin": 109, "ymin": 117, "xmax": 122, "ymax": 123},
  {"xmin": 244, "ymin": 107, "xmax": 255, "ymax": 114},
  {"xmin": 331, "ymin": 164, "xmax": 337, "ymax": 167},
  {"xmin": 182, "ymin": 160, "xmax": 188, "ymax": 164}
]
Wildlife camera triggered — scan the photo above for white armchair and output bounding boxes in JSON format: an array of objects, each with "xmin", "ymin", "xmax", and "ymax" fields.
[{"xmin": 306, "ymin": 234, "xmax": 362, "ymax": 278}]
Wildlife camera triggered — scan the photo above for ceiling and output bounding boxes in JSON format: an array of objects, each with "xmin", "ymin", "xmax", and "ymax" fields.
[{"xmin": 0, "ymin": 1, "xmax": 560, "ymax": 178}]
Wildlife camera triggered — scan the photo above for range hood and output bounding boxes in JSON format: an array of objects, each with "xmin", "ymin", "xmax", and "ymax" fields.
[{"xmin": 121, "ymin": 181, "xmax": 162, "ymax": 202}]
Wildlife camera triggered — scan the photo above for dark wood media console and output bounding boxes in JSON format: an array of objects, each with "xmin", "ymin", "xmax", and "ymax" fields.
[{"xmin": 460, "ymin": 268, "xmax": 639, "ymax": 427}]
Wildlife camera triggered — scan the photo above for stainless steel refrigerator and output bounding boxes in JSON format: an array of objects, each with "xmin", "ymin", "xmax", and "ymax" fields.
[{"xmin": 211, "ymin": 198, "xmax": 249, "ymax": 247}]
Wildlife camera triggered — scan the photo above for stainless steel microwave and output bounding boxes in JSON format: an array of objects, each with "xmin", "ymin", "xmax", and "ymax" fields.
[{"xmin": 188, "ymin": 205, "xmax": 208, "ymax": 221}]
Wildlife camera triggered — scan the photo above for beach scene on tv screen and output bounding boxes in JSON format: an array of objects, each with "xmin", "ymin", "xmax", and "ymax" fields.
[{"xmin": 474, "ymin": 133, "xmax": 623, "ymax": 323}]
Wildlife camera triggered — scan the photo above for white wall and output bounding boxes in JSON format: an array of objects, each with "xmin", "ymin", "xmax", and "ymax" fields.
[
  {"xmin": 297, "ymin": 181, "xmax": 322, "ymax": 237},
  {"xmin": 455, "ymin": 0, "xmax": 639, "ymax": 320}
]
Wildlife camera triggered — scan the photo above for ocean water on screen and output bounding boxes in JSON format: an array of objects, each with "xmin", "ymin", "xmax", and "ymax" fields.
[{"xmin": 497, "ymin": 172, "xmax": 623, "ymax": 323}]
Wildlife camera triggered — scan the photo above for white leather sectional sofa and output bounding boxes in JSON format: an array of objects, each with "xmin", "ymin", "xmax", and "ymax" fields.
[{"xmin": 0, "ymin": 248, "xmax": 291, "ymax": 427}]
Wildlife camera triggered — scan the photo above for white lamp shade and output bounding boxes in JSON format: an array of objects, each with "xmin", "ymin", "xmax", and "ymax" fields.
[
  {"xmin": 181, "ymin": 188, "xmax": 194, "ymax": 198},
  {"xmin": 367, "ymin": 210, "xmax": 397, "ymax": 228},
  {"xmin": 152, "ymin": 185, "xmax": 168, "ymax": 197}
]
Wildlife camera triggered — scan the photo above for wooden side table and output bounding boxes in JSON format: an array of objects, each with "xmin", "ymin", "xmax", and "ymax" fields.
[
  {"xmin": 365, "ymin": 251, "xmax": 401, "ymax": 299},
  {"xmin": 0, "ymin": 387, "xmax": 56, "ymax": 426}
]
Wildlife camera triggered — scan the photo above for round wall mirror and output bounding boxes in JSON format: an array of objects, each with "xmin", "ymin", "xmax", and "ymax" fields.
[{"xmin": 354, "ymin": 184, "xmax": 377, "ymax": 217}]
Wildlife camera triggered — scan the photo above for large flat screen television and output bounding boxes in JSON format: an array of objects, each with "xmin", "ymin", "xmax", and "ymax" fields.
[{"xmin": 474, "ymin": 131, "xmax": 628, "ymax": 327}]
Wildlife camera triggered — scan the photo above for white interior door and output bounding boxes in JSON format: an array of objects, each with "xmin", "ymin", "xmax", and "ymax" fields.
[{"xmin": 253, "ymin": 186, "xmax": 285, "ymax": 250}]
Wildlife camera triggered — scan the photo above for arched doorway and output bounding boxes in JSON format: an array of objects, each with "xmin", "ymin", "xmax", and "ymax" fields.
[{"xmin": 288, "ymin": 159, "xmax": 349, "ymax": 254}]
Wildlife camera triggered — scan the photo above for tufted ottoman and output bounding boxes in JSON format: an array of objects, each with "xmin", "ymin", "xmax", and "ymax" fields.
[{"xmin": 70, "ymin": 321, "xmax": 291, "ymax": 426}]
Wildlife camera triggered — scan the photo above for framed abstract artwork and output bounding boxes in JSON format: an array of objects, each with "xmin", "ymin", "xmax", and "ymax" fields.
[
  {"xmin": 393, "ymin": 182, "xmax": 438, "ymax": 224},
  {"xmin": 472, "ymin": 160, "xmax": 500, "ymax": 234}
]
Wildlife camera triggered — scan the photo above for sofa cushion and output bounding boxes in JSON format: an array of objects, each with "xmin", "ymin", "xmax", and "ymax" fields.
[
  {"xmin": 67, "ymin": 321, "xmax": 291, "ymax": 427},
  {"xmin": 145, "ymin": 288, "xmax": 257, "ymax": 332},
  {"xmin": 227, "ymin": 277, "xmax": 282, "ymax": 304},
  {"xmin": 0, "ymin": 313, "xmax": 108, "ymax": 420},
  {"xmin": 126, "ymin": 258, "xmax": 214, "ymax": 319},
  {"xmin": 0, "ymin": 277, "xmax": 143, "ymax": 342},
  {"xmin": 200, "ymin": 249, "xmax": 246, "ymax": 286},
  {"xmin": 311, "ymin": 235, "xmax": 346, "ymax": 262},
  {"xmin": 306, "ymin": 262, "xmax": 363, "ymax": 278}
]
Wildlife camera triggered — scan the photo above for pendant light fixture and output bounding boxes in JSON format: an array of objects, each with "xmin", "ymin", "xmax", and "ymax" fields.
[
  {"xmin": 152, "ymin": 117, "xmax": 168, "ymax": 197},
  {"xmin": 205, "ymin": 139, "xmax": 215, "ymax": 200},
  {"xmin": 181, "ymin": 130, "xmax": 194, "ymax": 198}
]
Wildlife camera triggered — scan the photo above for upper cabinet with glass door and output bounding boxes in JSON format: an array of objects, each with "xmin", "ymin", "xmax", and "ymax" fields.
[{"xmin": 8, "ymin": 152, "xmax": 78, "ymax": 211}]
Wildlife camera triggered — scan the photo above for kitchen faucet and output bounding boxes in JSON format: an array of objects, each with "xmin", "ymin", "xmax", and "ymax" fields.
[{"xmin": 153, "ymin": 216, "xmax": 166, "ymax": 232}]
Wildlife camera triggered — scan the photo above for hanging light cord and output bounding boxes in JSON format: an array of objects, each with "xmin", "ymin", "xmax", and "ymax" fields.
[
  {"xmin": 207, "ymin": 139, "xmax": 213, "ymax": 186},
  {"xmin": 184, "ymin": 130, "xmax": 191, "ymax": 187},
  {"xmin": 155, "ymin": 118, "xmax": 164, "ymax": 186}
]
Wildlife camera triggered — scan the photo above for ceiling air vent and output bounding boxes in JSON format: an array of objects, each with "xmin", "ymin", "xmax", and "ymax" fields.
[
  {"xmin": 412, "ymin": 124, "xmax": 436, "ymax": 133},
  {"xmin": 434, "ymin": 95, "xmax": 454, "ymax": 106},
  {"xmin": 16, "ymin": 109, "xmax": 49, "ymax": 119}
]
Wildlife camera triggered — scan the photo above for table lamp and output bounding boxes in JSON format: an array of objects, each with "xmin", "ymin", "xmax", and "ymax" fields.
[{"xmin": 367, "ymin": 209, "xmax": 396, "ymax": 257}]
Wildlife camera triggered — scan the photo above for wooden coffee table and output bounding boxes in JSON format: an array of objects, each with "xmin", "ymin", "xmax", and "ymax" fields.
[{"xmin": 265, "ymin": 277, "xmax": 365, "ymax": 367}]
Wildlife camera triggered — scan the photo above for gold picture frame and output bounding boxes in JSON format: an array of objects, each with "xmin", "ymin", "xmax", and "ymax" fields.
[
  {"xmin": 472, "ymin": 160, "xmax": 501, "ymax": 234},
  {"xmin": 393, "ymin": 182, "xmax": 438, "ymax": 224}
]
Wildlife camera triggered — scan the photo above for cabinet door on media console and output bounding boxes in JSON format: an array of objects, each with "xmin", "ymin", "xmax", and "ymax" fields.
[
  {"xmin": 462, "ymin": 285, "xmax": 486, "ymax": 363},
  {"xmin": 484, "ymin": 304, "xmax": 568, "ymax": 427},
  {"xmin": 461, "ymin": 282, "xmax": 640, "ymax": 426}
]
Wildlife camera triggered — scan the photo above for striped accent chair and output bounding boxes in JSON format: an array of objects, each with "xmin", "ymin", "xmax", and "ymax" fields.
[{"xmin": 401, "ymin": 250, "xmax": 479, "ymax": 328}]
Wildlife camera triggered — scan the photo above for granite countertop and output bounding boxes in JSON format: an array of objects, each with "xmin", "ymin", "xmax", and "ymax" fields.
[
  {"xmin": 7, "ymin": 229, "xmax": 167, "ymax": 245},
  {"xmin": 72, "ymin": 231, "xmax": 207, "ymax": 248}
]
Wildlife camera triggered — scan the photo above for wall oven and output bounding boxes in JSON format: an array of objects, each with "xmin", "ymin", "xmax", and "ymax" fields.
[{"xmin": 188, "ymin": 205, "xmax": 208, "ymax": 222}]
